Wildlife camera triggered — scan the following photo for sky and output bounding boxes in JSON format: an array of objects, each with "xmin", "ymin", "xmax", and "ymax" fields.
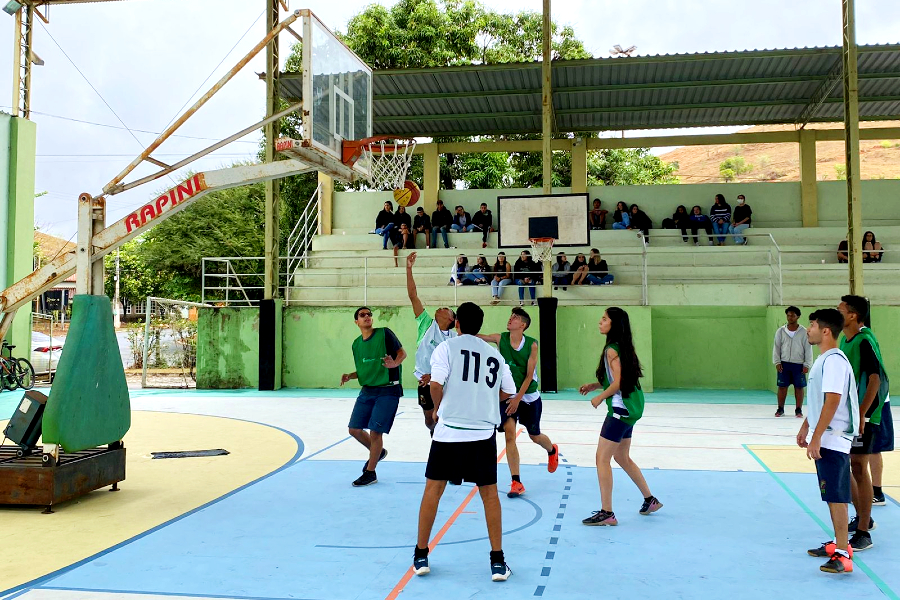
[{"xmin": 1, "ymin": 0, "xmax": 897, "ymax": 239}]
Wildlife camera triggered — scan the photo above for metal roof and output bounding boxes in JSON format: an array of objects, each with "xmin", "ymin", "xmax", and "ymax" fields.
[{"xmin": 278, "ymin": 44, "xmax": 900, "ymax": 137}]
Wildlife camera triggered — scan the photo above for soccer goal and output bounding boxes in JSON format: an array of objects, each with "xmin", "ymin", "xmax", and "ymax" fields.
[{"xmin": 140, "ymin": 297, "xmax": 210, "ymax": 389}]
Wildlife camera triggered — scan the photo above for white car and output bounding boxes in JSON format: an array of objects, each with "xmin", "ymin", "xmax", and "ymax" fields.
[{"xmin": 31, "ymin": 331, "xmax": 64, "ymax": 375}]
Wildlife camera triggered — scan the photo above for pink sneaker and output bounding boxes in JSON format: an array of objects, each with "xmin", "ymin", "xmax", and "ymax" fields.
[{"xmin": 582, "ymin": 510, "xmax": 618, "ymax": 526}]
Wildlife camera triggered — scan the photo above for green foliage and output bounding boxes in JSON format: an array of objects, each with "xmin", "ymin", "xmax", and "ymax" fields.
[
  {"xmin": 103, "ymin": 239, "xmax": 168, "ymax": 305},
  {"xmin": 835, "ymin": 164, "xmax": 847, "ymax": 180},
  {"xmin": 719, "ymin": 156, "xmax": 753, "ymax": 182},
  {"xmin": 511, "ymin": 147, "xmax": 678, "ymax": 187}
]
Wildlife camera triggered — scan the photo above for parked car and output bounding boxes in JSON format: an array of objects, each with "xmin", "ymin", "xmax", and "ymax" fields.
[{"xmin": 31, "ymin": 331, "xmax": 63, "ymax": 375}]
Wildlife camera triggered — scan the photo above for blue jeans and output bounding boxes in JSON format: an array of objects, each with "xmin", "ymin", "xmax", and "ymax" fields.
[
  {"xmin": 552, "ymin": 275, "xmax": 571, "ymax": 287},
  {"xmin": 451, "ymin": 224, "xmax": 476, "ymax": 233},
  {"xmin": 730, "ymin": 223, "xmax": 750, "ymax": 244},
  {"xmin": 375, "ymin": 223, "xmax": 395, "ymax": 249},
  {"xmin": 586, "ymin": 274, "xmax": 614, "ymax": 285},
  {"xmin": 712, "ymin": 220, "xmax": 729, "ymax": 243},
  {"xmin": 491, "ymin": 278, "xmax": 511, "ymax": 298},
  {"xmin": 612, "ymin": 222, "xmax": 628, "ymax": 230},
  {"xmin": 431, "ymin": 225, "xmax": 449, "ymax": 248},
  {"xmin": 516, "ymin": 279, "xmax": 536, "ymax": 300}
]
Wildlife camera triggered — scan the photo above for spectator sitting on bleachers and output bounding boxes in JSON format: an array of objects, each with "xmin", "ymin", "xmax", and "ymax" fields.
[
  {"xmin": 391, "ymin": 222, "xmax": 413, "ymax": 267},
  {"xmin": 431, "ymin": 200, "xmax": 453, "ymax": 249},
  {"xmin": 628, "ymin": 204, "xmax": 653, "ymax": 244},
  {"xmin": 729, "ymin": 194, "xmax": 752, "ymax": 245},
  {"xmin": 451, "ymin": 205, "xmax": 476, "ymax": 233},
  {"xmin": 612, "ymin": 201, "xmax": 631, "ymax": 230},
  {"xmin": 663, "ymin": 205, "xmax": 691, "ymax": 242},
  {"xmin": 837, "ymin": 239, "xmax": 849, "ymax": 263},
  {"xmin": 552, "ymin": 252, "xmax": 571, "ymax": 290},
  {"xmin": 375, "ymin": 200, "xmax": 395, "ymax": 250},
  {"xmin": 514, "ymin": 250, "xmax": 539, "ymax": 306},
  {"xmin": 863, "ymin": 231, "xmax": 884, "ymax": 263},
  {"xmin": 586, "ymin": 248, "xmax": 614, "ymax": 285},
  {"xmin": 471, "ymin": 255, "xmax": 491, "ymax": 284},
  {"xmin": 589, "ymin": 199, "xmax": 608, "ymax": 230},
  {"xmin": 394, "ymin": 205, "xmax": 411, "ymax": 232},
  {"xmin": 412, "ymin": 206, "xmax": 431, "ymax": 248},
  {"xmin": 472, "ymin": 203, "xmax": 494, "ymax": 249},
  {"xmin": 570, "ymin": 252, "xmax": 590, "ymax": 285},
  {"xmin": 710, "ymin": 194, "xmax": 732, "ymax": 246},
  {"xmin": 490, "ymin": 252, "xmax": 513, "ymax": 305},
  {"xmin": 689, "ymin": 205, "xmax": 714, "ymax": 246},
  {"xmin": 449, "ymin": 254, "xmax": 472, "ymax": 286}
]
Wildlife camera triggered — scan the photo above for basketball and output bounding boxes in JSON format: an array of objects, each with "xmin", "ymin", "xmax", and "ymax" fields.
[{"xmin": 393, "ymin": 180, "xmax": 421, "ymax": 207}]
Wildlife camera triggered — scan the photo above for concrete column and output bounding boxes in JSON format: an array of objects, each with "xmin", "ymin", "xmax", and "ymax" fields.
[
  {"xmin": 263, "ymin": 0, "xmax": 280, "ymax": 300},
  {"xmin": 842, "ymin": 0, "xmax": 864, "ymax": 295},
  {"xmin": 423, "ymin": 144, "xmax": 439, "ymax": 214},
  {"xmin": 318, "ymin": 172, "xmax": 333, "ymax": 235},
  {"xmin": 798, "ymin": 129, "xmax": 818, "ymax": 227},
  {"xmin": 5, "ymin": 116, "xmax": 35, "ymax": 352},
  {"xmin": 571, "ymin": 139, "xmax": 587, "ymax": 194},
  {"xmin": 541, "ymin": 0, "xmax": 552, "ymax": 194}
]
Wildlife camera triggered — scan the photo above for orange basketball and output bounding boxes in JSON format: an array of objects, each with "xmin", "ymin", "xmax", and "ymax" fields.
[{"xmin": 394, "ymin": 180, "xmax": 420, "ymax": 207}]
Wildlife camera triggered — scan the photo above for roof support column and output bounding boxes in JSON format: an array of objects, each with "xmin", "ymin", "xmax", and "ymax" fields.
[
  {"xmin": 318, "ymin": 172, "xmax": 333, "ymax": 235},
  {"xmin": 842, "ymin": 0, "xmax": 864, "ymax": 295},
  {"xmin": 571, "ymin": 139, "xmax": 587, "ymax": 194},
  {"xmin": 423, "ymin": 143, "xmax": 440, "ymax": 215},
  {"xmin": 541, "ymin": 0, "xmax": 552, "ymax": 194},
  {"xmin": 798, "ymin": 129, "xmax": 818, "ymax": 227}
]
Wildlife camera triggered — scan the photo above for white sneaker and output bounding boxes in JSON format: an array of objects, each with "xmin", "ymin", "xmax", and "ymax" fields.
[
  {"xmin": 519, "ymin": 301, "xmax": 524, "ymax": 306},
  {"xmin": 531, "ymin": 301, "xmax": 537, "ymax": 306}
]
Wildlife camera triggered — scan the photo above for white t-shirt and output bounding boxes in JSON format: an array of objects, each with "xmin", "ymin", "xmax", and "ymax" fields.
[
  {"xmin": 806, "ymin": 350, "xmax": 856, "ymax": 453},
  {"xmin": 430, "ymin": 335, "xmax": 516, "ymax": 442},
  {"xmin": 786, "ymin": 328, "xmax": 798, "ymax": 338}
]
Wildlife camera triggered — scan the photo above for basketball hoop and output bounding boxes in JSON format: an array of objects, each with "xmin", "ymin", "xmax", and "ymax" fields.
[
  {"xmin": 529, "ymin": 237, "xmax": 556, "ymax": 263},
  {"xmin": 343, "ymin": 136, "xmax": 416, "ymax": 191}
]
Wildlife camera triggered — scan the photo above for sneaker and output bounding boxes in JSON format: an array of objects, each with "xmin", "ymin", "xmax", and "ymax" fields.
[
  {"xmin": 531, "ymin": 301, "xmax": 537, "ymax": 306},
  {"xmin": 808, "ymin": 541, "xmax": 853, "ymax": 558},
  {"xmin": 490, "ymin": 562, "xmax": 512, "ymax": 582},
  {"xmin": 775, "ymin": 407, "xmax": 785, "ymax": 417},
  {"xmin": 490, "ymin": 297, "xmax": 500, "ymax": 305},
  {"xmin": 362, "ymin": 448, "xmax": 388, "ymax": 472},
  {"xmin": 482, "ymin": 242, "xmax": 488, "ymax": 248},
  {"xmin": 848, "ymin": 516, "xmax": 876, "ymax": 532},
  {"xmin": 562, "ymin": 286, "xmax": 568, "ymax": 291},
  {"xmin": 518, "ymin": 301, "xmax": 524, "ymax": 306},
  {"xmin": 849, "ymin": 530, "xmax": 873, "ymax": 552},
  {"xmin": 554, "ymin": 286, "xmax": 558, "ymax": 291},
  {"xmin": 639, "ymin": 496, "xmax": 663, "ymax": 515},
  {"xmin": 873, "ymin": 491, "xmax": 886, "ymax": 506},
  {"xmin": 582, "ymin": 510, "xmax": 618, "ymax": 526},
  {"xmin": 547, "ymin": 445, "xmax": 559, "ymax": 473},
  {"xmin": 507, "ymin": 480, "xmax": 525, "ymax": 498},
  {"xmin": 795, "ymin": 408, "xmax": 803, "ymax": 418},
  {"xmin": 352, "ymin": 470, "xmax": 377, "ymax": 487},
  {"xmin": 820, "ymin": 552, "xmax": 853, "ymax": 574},
  {"xmin": 413, "ymin": 555, "xmax": 430, "ymax": 576}
]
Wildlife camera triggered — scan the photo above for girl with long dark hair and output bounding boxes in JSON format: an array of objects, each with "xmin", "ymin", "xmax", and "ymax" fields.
[
  {"xmin": 579, "ymin": 307, "xmax": 662, "ymax": 526},
  {"xmin": 490, "ymin": 252, "xmax": 513, "ymax": 304},
  {"xmin": 863, "ymin": 231, "xmax": 884, "ymax": 263}
]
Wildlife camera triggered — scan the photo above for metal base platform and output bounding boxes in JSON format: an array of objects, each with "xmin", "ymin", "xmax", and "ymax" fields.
[{"xmin": 0, "ymin": 444, "xmax": 126, "ymax": 513}]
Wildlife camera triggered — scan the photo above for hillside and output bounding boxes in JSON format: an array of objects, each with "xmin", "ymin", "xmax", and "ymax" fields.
[{"xmin": 659, "ymin": 121, "xmax": 900, "ymax": 184}]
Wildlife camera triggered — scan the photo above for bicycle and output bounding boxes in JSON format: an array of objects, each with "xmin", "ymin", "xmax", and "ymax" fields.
[{"xmin": 1, "ymin": 342, "xmax": 35, "ymax": 391}]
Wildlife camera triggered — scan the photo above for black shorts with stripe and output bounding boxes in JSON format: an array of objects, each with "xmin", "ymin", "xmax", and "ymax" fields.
[{"xmin": 418, "ymin": 383, "xmax": 434, "ymax": 411}]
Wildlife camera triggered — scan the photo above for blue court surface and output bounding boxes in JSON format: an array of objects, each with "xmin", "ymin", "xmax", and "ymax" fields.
[{"xmin": 1, "ymin": 389, "xmax": 897, "ymax": 600}]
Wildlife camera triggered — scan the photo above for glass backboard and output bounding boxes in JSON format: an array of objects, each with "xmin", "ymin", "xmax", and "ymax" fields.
[{"xmin": 302, "ymin": 11, "xmax": 372, "ymax": 168}]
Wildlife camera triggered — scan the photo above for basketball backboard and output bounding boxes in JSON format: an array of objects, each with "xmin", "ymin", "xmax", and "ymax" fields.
[
  {"xmin": 497, "ymin": 193, "xmax": 590, "ymax": 247},
  {"xmin": 301, "ymin": 10, "xmax": 372, "ymax": 177}
]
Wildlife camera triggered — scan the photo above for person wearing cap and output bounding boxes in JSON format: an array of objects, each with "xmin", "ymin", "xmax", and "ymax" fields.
[
  {"xmin": 773, "ymin": 306, "xmax": 813, "ymax": 418},
  {"xmin": 413, "ymin": 206, "xmax": 432, "ymax": 248}
]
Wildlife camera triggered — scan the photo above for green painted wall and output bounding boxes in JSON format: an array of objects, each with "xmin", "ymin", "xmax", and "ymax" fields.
[
  {"xmin": 817, "ymin": 180, "xmax": 900, "ymax": 227},
  {"xmin": 197, "ymin": 307, "xmax": 259, "ymax": 388},
  {"xmin": 3, "ymin": 116, "xmax": 35, "ymax": 353}
]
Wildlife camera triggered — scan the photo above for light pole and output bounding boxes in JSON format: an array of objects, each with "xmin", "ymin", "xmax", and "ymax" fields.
[{"xmin": 113, "ymin": 249, "xmax": 121, "ymax": 328}]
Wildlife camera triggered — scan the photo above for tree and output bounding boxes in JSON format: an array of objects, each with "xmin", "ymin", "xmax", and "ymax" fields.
[
  {"xmin": 719, "ymin": 156, "xmax": 752, "ymax": 182},
  {"xmin": 103, "ymin": 239, "xmax": 168, "ymax": 306}
]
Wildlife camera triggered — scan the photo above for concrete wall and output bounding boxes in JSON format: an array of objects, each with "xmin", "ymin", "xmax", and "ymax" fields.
[{"xmin": 197, "ymin": 307, "xmax": 259, "ymax": 388}]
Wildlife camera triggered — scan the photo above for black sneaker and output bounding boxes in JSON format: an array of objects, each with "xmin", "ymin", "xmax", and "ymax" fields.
[
  {"xmin": 849, "ymin": 530, "xmax": 873, "ymax": 552},
  {"xmin": 820, "ymin": 552, "xmax": 853, "ymax": 574},
  {"xmin": 362, "ymin": 448, "xmax": 388, "ymax": 473},
  {"xmin": 848, "ymin": 516, "xmax": 876, "ymax": 532},
  {"xmin": 873, "ymin": 491, "xmax": 886, "ymax": 506},
  {"xmin": 775, "ymin": 407, "xmax": 785, "ymax": 417},
  {"xmin": 795, "ymin": 408, "xmax": 803, "ymax": 418},
  {"xmin": 582, "ymin": 510, "xmax": 618, "ymax": 526},
  {"xmin": 352, "ymin": 470, "xmax": 377, "ymax": 487},
  {"xmin": 490, "ymin": 562, "xmax": 512, "ymax": 582},
  {"xmin": 413, "ymin": 555, "xmax": 430, "ymax": 576},
  {"xmin": 639, "ymin": 496, "xmax": 663, "ymax": 515}
]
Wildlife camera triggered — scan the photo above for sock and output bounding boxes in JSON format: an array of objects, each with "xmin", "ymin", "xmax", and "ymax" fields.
[
  {"xmin": 874, "ymin": 486, "xmax": 883, "ymax": 496},
  {"xmin": 511, "ymin": 475, "xmax": 521, "ymax": 483},
  {"xmin": 644, "ymin": 495, "xmax": 654, "ymax": 502},
  {"xmin": 489, "ymin": 550, "xmax": 504, "ymax": 564},
  {"xmin": 548, "ymin": 446, "xmax": 557, "ymax": 456},
  {"xmin": 835, "ymin": 549, "xmax": 850, "ymax": 558},
  {"xmin": 414, "ymin": 546, "xmax": 429, "ymax": 559}
]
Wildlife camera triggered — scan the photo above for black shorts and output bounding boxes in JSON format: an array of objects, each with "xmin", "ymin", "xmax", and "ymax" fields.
[
  {"xmin": 873, "ymin": 403, "xmax": 894, "ymax": 453},
  {"xmin": 425, "ymin": 433, "xmax": 497, "ymax": 487},
  {"xmin": 600, "ymin": 409, "xmax": 634, "ymax": 443},
  {"xmin": 815, "ymin": 448, "xmax": 851, "ymax": 504},
  {"xmin": 850, "ymin": 421, "xmax": 877, "ymax": 455},
  {"xmin": 418, "ymin": 383, "xmax": 434, "ymax": 411},
  {"xmin": 777, "ymin": 362, "xmax": 807, "ymax": 389},
  {"xmin": 498, "ymin": 397, "xmax": 543, "ymax": 436}
]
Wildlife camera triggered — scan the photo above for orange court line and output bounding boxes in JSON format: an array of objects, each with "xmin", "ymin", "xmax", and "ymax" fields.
[{"xmin": 385, "ymin": 428, "xmax": 525, "ymax": 600}]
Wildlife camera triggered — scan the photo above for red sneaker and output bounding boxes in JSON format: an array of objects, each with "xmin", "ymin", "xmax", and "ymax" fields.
[
  {"xmin": 820, "ymin": 552, "xmax": 853, "ymax": 574},
  {"xmin": 507, "ymin": 480, "xmax": 525, "ymax": 498},
  {"xmin": 548, "ymin": 445, "xmax": 559, "ymax": 473}
]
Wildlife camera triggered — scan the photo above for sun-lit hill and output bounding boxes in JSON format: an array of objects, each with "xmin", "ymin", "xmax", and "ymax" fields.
[{"xmin": 660, "ymin": 121, "xmax": 900, "ymax": 184}]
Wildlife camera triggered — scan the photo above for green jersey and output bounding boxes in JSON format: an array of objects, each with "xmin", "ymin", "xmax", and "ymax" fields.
[
  {"xmin": 600, "ymin": 343, "xmax": 644, "ymax": 425},
  {"xmin": 499, "ymin": 332, "xmax": 538, "ymax": 395},
  {"xmin": 352, "ymin": 327, "xmax": 402, "ymax": 390},
  {"xmin": 840, "ymin": 327, "xmax": 889, "ymax": 425}
]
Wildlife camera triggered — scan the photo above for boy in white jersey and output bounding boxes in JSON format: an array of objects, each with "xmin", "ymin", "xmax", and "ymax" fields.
[
  {"xmin": 413, "ymin": 302, "xmax": 517, "ymax": 582},
  {"xmin": 406, "ymin": 252, "xmax": 457, "ymax": 433},
  {"xmin": 799, "ymin": 309, "xmax": 860, "ymax": 574}
]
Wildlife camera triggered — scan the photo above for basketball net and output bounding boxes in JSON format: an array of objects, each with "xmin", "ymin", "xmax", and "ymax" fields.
[
  {"xmin": 361, "ymin": 138, "xmax": 416, "ymax": 191},
  {"xmin": 529, "ymin": 237, "xmax": 555, "ymax": 263}
]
